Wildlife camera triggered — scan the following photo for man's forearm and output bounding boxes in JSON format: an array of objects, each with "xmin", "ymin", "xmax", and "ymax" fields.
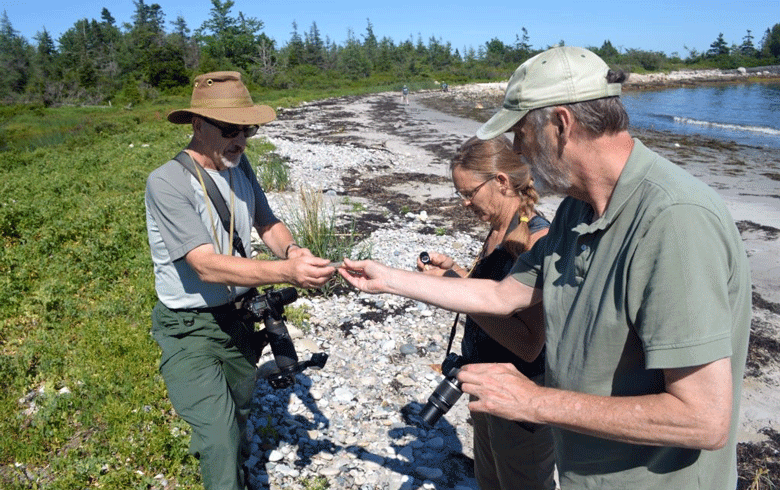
[
  {"xmin": 462, "ymin": 357, "xmax": 733, "ymax": 450},
  {"xmin": 531, "ymin": 385, "xmax": 728, "ymax": 449},
  {"xmin": 187, "ymin": 245, "xmax": 291, "ymax": 286}
]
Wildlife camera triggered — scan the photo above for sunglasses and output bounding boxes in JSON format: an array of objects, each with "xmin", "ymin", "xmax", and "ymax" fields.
[
  {"xmin": 203, "ymin": 117, "xmax": 259, "ymax": 139},
  {"xmin": 455, "ymin": 175, "xmax": 495, "ymax": 201}
]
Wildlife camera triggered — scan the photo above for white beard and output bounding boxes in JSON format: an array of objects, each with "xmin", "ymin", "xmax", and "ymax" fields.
[{"xmin": 221, "ymin": 155, "xmax": 240, "ymax": 169}]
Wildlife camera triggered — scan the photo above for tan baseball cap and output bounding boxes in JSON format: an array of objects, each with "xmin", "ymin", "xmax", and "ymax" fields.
[
  {"xmin": 476, "ymin": 46, "xmax": 621, "ymax": 140},
  {"xmin": 167, "ymin": 71, "xmax": 276, "ymax": 126}
]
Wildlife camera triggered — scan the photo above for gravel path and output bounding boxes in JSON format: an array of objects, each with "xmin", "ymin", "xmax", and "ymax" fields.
[{"xmin": 244, "ymin": 92, "xmax": 504, "ymax": 490}]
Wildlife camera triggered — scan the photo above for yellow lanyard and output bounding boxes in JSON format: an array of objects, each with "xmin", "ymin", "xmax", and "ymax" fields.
[{"xmin": 194, "ymin": 165, "xmax": 235, "ymax": 257}]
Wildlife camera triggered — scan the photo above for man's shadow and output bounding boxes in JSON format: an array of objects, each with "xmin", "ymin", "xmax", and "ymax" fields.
[{"xmin": 246, "ymin": 366, "xmax": 475, "ymax": 490}]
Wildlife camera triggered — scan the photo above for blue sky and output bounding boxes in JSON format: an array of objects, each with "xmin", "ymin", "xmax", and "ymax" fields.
[{"xmin": 2, "ymin": 0, "xmax": 777, "ymax": 57}]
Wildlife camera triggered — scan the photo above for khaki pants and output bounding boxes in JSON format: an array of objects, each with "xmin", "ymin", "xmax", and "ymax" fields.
[
  {"xmin": 471, "ymin": 388, "xmax": 556, "ymax": 490},
  {"xmin": 152, "ymin": 301, "xmax": 257, "ymax": 490}
]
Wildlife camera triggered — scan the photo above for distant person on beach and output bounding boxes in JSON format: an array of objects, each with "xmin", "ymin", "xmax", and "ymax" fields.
[
  {"xmin": 417, "ymin": 134, "xmax": 554, "ymax": 489},
  {"xmin": 338, "ymin": 47, "xmax": 751, "ymax": 489},
  {"xmin": 442, "ymin": 82, "xmax": 449, "ymax": 92},
  {"xmin": 145, "ymin": 71, "xmax": 334, "ymax": 490},
  {"xmin": 402, "ymin": 85, "xmax": 409, "ymax": 105}
]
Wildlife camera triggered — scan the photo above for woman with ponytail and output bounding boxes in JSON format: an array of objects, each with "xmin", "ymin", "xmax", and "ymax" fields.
[{"xmin": 416, "ymin": 135, "xmax": 555, "ymax": 490}]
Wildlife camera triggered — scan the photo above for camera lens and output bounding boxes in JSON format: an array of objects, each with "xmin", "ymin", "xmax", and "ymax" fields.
[
  {"xmin": 419, "ymin": 367, "xmax": 463, "ymax": 428},
  {"xmin": 419, "ymin": 251, "xmax": 431, "ymax": 265}
]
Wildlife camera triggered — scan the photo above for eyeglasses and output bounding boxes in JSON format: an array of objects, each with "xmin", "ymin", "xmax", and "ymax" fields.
[
  {"xmin": 455, "ymin": 175, "xmax": 495, "ymax": 201},
  {"xmin": 203, "ymin": 117, "xmax": 259, "ymax": 139}
]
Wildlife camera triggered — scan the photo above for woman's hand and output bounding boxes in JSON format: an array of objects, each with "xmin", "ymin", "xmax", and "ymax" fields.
[
  {"xmin": 416, "ymin": 252, "xmax": 463, "ymax": 277},
  {"xmin": 337, "ymin": 258, "xmax": 393, "ymax": 294}
]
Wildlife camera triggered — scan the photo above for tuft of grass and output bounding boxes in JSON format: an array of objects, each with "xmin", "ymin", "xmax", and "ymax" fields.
[
  {"xmin": 284, "ymin": 186, "xmax": 370, "ymax": 295},
  {"xmin": 257, "ymin": 151, "xmax": 290, "ymax": 192}
]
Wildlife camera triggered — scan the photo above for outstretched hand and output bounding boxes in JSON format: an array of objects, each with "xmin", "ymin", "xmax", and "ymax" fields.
[{"xmin": 337, "ymin": 258, "xmax": 393, "ymax": 294}]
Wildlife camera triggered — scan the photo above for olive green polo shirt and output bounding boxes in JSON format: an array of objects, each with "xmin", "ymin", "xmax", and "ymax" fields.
[{"xmin": 511, "ymin": 139, "xmax": 751, "ymax": 489}]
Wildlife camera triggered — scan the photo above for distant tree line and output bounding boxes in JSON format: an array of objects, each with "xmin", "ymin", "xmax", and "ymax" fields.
[{"xmin": 1, "ymin": 0, "xmax": 778, "ymax": 106}]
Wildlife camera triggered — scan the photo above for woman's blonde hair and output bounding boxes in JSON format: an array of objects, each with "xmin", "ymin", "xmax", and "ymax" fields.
[{"xmin": 450, "ymin": 135, "xmax": 540, "ymax": 257}]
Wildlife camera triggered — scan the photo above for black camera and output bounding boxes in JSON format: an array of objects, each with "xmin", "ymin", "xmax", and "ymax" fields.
[
  {"xmin": 242, "ymin": 287, "xmax": 328, "ymax": 389},
  {"xmin": 419, "ymin": 353, "xmax": 466, "ymax": 428},
  {"xmin": 419, "ymin": 251, "xmax": 431, "ymax": 265}
]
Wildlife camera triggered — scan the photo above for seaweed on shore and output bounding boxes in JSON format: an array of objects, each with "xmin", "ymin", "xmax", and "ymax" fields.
[{"xmin": 737, "ymin": 428, "xmax": 780, "ymax": 490}]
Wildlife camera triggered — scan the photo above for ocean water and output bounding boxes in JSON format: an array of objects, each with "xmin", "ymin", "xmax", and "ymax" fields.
[{"xmin": 621, "ymin": 82, "xmax": 780, "ymax": 149}]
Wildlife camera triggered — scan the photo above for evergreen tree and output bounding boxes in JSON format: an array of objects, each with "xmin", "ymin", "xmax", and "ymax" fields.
[
  {"xmin": 304, "ymin": 22, "xmax": 325, "ymax": 68},
  {"xmin": 170, "ymin": 16, "xmax": 199, "ymax": 70},
  {"xmin": 762, "ymin": 24, "xmax": 780, "ymax": 59},
  {"xmin": 597, "ymin": 40, "xmax": 619, "ymax": 60},
  {"xmin": 198, "ymin": 0, "xmax": 264, "ymax": 70},
  {"xmin": 740, "ymin": 29, "xmax": 755, "ymax": 56},
  {"xmin": 285, "ymin": 21, "xmax": 305, "ymax": 67},
  {"xmin": 0, "ymin": 10, "xmax": 31, "ymax": 99},
  {"xmin": 339, "ymin": 29, "xmax": 370, "ymax": 79},
  {"xmin": 513, "ymin": 27, "xmax": 532, "ymax": 62},
  {"xmin": 708, "ymin": 32, "xmax": 729, "ymax": 57},
  {"xmin": 29, "ymin": 28, "xmax": 59, "ymax": 104},
  {"xmin": 362, "ymin": 19, "xmax": 378, "ymax": 68},
  {"xmin": 101, "ymin": 8, "xmax": 115, "ymax": 26},
  {"xmin": 484, "ymin": 37, "xmax": 509, "ymax": 66}
]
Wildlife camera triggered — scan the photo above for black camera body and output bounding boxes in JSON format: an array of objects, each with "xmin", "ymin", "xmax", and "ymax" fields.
[
  {"xmin": 419, "ymin": 353, "xmax": 466, "ymax": 428},
  {"xmin": 242, "ymin": 287, "xmax": 328, "ymax": 389}
]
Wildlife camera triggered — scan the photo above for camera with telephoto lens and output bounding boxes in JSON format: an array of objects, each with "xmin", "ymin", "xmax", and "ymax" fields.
[
  {"xmin": 241, "ymin": 287, "xmax": 328, "ymax": 389},
  {"xmin": 418, "ymin": 352, "xmax": 466, "ymax": 428}
]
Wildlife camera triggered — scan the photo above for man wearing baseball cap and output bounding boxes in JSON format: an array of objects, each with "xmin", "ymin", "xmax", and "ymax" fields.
[
  {"xmin": 145, "ymin": 72, "xmax": 334, "ymax": 489},
  {"xmin": 338, "ymin": 47, "xmax": 751, "ymax": 488}
]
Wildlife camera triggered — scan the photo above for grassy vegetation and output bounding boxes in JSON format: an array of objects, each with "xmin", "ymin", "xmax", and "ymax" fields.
[{"xmin": 0, "ymin": 92, "xmax": 359, "ymax": 488}]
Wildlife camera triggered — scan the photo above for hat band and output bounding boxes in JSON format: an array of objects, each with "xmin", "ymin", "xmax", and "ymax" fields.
[{"xmin": 191, "ymin": 97, "xmax": 254, "ymax": 109}]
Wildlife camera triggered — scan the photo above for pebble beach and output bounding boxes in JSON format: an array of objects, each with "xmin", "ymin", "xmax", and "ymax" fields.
[{"xmin": 232, "ymin": 75, "xmax": 780, "ymax": 490}]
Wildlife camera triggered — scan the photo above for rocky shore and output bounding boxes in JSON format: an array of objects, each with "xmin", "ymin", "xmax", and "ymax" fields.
[{"xmin": 237, "ymin": 77, "xmax": 780, "ymax": 490}]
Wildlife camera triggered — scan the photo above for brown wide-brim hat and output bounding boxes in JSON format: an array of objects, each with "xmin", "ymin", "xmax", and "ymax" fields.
[{"xmin": 167, "ymin": 71, "xmax": 276, "ymax": 126}]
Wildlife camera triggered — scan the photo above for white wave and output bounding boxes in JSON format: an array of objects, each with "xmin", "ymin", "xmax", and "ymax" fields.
[{"xmin": 673, "ymin": 117, "xmax": 780, "ymax": 137}]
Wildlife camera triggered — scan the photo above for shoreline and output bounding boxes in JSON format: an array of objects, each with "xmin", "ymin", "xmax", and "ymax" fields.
[{"xmin": 258, "ymin": 86, "xmax": 780, "ymax": 488}]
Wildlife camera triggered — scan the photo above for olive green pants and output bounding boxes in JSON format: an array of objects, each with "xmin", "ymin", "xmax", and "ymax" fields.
[{"xmin": 152, "ymin": 301, "xmax": 257, "ymax": 490}]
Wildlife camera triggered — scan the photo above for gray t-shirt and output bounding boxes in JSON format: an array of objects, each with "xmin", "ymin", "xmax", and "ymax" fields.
[{"xmin": 145, "ymin": 154, "xmax": 278, "ymax": 309}]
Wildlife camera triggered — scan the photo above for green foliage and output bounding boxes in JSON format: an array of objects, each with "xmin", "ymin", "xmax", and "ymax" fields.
[
  {"xmin": 257, "ymin": 149, "xmax": 291, "ymax": 191},
  {"xmin": 763, "ymin": 24, "xmax": 780, "ymax": 59},
  {"xmin": 0, "ymin": 103, "xmax": 194, "ymax": 487}
]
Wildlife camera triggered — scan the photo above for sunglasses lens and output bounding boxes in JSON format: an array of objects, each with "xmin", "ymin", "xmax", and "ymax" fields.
[{"xmin": 206, "ymin": 118, "xmax": 257, "ymax": 139}]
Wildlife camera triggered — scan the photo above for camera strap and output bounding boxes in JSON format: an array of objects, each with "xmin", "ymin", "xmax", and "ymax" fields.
[{"xmin": 174, "ymin": 151, "xmax": 251, "ymax": 258}]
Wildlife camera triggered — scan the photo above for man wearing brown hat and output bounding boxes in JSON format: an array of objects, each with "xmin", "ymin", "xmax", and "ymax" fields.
[
  {"xmin": 337, "ymin": 47, "xmax": 751, "ymax": 489},
  {"xmin": 145, "ymin": 71, "xmax": 334, "ymax": 489}
]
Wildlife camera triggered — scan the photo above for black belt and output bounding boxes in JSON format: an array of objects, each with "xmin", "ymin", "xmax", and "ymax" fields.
[{"xmin": 171, "ymin": 290, "xmax": 253, "ymax": 315}]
